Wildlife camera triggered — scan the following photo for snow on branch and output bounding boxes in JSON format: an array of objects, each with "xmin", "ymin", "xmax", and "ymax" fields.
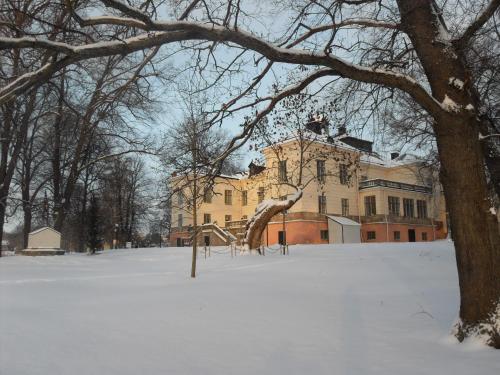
[
  {"xmin": 287, "ymin": 19, "xmax": 401, "ymax": 48},
  {"xmin": 100, "ymin": 0, "xmax": 153, "ymax": 26},
  {"xmin": 0, "ymin": 2, "xmax": 445, "ymax": 117},
  {"xmin": 0, "ymin": 18, "xmax": 442, "ymax": 116},
  {"xmin": 440, "ymin": 95, "xmax": 475, "ymax": 113},
  {"xmin": 244, "ymin": 189, "xmax": 303, "ymax": 251}
]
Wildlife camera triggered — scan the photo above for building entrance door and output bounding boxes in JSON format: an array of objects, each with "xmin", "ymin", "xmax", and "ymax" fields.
[
  {"xmin": 408, "ymin": 229, "xmax": 416, "ymax": 242},
  {"xmin": 278, "ymin": 231, "xmax": 286, "ymax": 245},
  {"xmin": 176, "ymin": 238, "xmax": 182, "ymax": 247}
]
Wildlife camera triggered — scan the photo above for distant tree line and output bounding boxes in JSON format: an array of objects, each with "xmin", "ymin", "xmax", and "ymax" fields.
[{"xmin": 0, "ymin": 2, "xmax": 171, "ymax": 253}]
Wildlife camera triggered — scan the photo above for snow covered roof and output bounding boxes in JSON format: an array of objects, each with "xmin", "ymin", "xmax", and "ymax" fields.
[
  {"xmin": 360, "ymin": 152, "xmax": 422, "ymax": 168},
  {"xmin": 326, "ymin": 216, "xmax": 361, "ymax": 226},
  {"xmin": 263, "ymin": 133, "xmax": 361, "ymax": 154},
  {"xmin": 29, "ymin": 227, "xmax": 61, "ymax": 236},
  {"xmin": 217, "ymin": 172, "xmax": 247, "ymax": 180}
]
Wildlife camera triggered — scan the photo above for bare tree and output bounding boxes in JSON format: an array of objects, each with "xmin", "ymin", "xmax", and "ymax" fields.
[{"xmin": 162, "ymin": 106, "xmax": 241, "ymax": 277}]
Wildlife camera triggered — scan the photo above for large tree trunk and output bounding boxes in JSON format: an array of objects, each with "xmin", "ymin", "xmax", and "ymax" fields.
[
  {"xmin": 478, "ymin": 117, "xmax": 500, "ymax": 200},
  {"xmin": 397, "ymin": 0, "xmax": 500, "ymax": 347},
  {"xmin": 0, "ymin": 195, "xmax": 6, "ymax": 257},
  {"xmin": 244, "ymin": 189, "xmax": 302, "ymax": 251},
  {"xmin": 436, "ymin": 114, "xmax": 500, "ymax": 347},
  {"xmin": 22, "ymin": 205, "xmax": 32, "ymax": 249}
]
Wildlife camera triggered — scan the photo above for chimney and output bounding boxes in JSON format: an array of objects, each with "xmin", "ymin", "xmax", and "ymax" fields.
[
  {"xmin": 305, "ymin": 114, "xmax": 329, "ymax": 136},
  {"xmin": 248, "ymin": 162, "xmax": 265, "ymax": 177},
  {"xmin": 390, "ymin": 152, "xmax": 400, "ymax": 160},
  {"xmin": 337, "ymin": 125, "xmax": 347, "ymax": 136}
]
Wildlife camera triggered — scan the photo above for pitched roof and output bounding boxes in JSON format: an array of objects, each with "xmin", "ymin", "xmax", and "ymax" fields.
[
  {"xmin": 326, "ymin": 215, "xmax": 361, "ymax": 226},
  {"xmin": 29, "ymin": 227, "xmax": 61, "ymax": 236}
]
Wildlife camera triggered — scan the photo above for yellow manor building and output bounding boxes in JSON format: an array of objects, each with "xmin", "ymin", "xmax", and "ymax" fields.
[{"xmin": 170, "ymin": 124, "xmax": 448, "ymax": 247}]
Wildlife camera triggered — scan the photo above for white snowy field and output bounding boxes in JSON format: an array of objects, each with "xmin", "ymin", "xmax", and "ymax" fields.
[{"xmin": 0, "ymin": 242, "xmax": 498, "ymax": 375}]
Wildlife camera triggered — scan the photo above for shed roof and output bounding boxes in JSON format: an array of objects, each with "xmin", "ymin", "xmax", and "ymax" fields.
[
  {"xmin": 29, "ymin": 227, "xmax": 61, "ymax": 236},
  {"xmin": 326, "ymin": 216, "xmax": 361, "ymax": 226}
]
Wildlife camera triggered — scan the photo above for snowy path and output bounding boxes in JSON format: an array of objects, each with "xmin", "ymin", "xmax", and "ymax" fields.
[{"xmin": 0, "ymin": 242, "xmax": 498, "ymax": 375}]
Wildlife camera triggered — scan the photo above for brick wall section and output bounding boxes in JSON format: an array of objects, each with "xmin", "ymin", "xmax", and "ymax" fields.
[{"xmin": 170, "ymin": 215, "xmax": 447, "ymax": 246}]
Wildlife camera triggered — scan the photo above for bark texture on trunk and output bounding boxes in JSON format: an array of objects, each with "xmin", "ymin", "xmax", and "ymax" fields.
[
  {"xmin": 0, "ymin": 200, "xmax": 6, "ymax": 257},
  {"xmin": 397, "ymin": 0, "xmax": 500, "ymax": 347},
  {"xmin": 436, "ymin": 114, "xmax": 500, "ymax": 347},
  {"xmin": 22, "ymin": 207, "xmax": 32, "ymax": 249}
]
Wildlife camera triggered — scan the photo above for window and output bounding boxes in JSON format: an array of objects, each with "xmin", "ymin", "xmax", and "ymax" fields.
[
  {"xmin": 203, "ymin": 189, "xmax": 212, "ymax": 203},
  {"xmin": 203, "ymin": 213, "xmax": 211, "ymax": 224},
  {"xmin": 417, "ymin": 200, "xmax": 428, "ymax": 219},
  {"xmin": 318, "ymin": 195, "xmax": 327, "ymax": 214},
  {"xmin": 339, "ymin": 164, "xmax": 349, "ymax": 185},
  {"xmin": 341, "ymin": 198, "xmax": 349, "ymax": 216},
  {"xmin": 394, "ymin": 231, "xmax": 401, "ymax": 241},
  {"xmin": 367, "ymin": 231, "xmax": 376, "ymax": 240},
  {"xmin": 225, "ymin": 215, "xmax": 232, "ymax": 223},
  {"xmin": 178, "ymin": 214, "xmax": 183, "ymax": 228},
  {"xmin": 403, "ymin": 198, "xmax": 414, "ymax": 218},
  {"xmin": 320, "ymin": 230, "xmax": 329, "ymax": 240},
  {"xmin": 364, "ymin": 196, "xmax": 376, "ymax": 216},
  {"xmin": 257, "ymin": 187, "xmax": 265, "ymax": 204},
  {"xmin": 242, "ymin": 190, "xmax": 248, "ymax": 206},
  {"xmin": 242, "ymin": 215, "xmax": 248, "ymax": 220},
  {"xmin": 177, "ymin": 191, "xmax": 184, "ymax": 206},
  {"xmin": 278, "ymin": 160, "xmax": 287, "ymax": 182},
  {"xmin": 422, "ymin": 232, "xmax": 428, "ymax": 241},
  {"xmin": 279, "ymin": 195, "xmax": 287, "ymax": 201},
  {"xmin": 388, "ymin": 196, "xmax": 400, "ymax": 216},
  {"xmin": 224, "ymin": 190, "xmax": 232, "ymax": 205},
  {"xmin": 317, "ymin": 160, "xmax": 326, "ymax": 182}
]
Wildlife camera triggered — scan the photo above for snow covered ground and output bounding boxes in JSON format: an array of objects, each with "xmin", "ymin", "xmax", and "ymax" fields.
[{"xmin": 1, "ymin": 241, "xmax": 498, "ymax": 375}]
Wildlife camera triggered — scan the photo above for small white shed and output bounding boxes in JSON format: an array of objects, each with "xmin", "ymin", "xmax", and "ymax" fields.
[
  {"xmin": 23, "ymin": 227, "xmax": 64, "ymax": 256},
  {"xmin": 327, "ymin": 216, "xmax": 361, "ymax": 244}
]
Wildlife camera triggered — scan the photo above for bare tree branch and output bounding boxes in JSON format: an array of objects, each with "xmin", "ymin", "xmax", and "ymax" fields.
[{"xmin": 456, "ymin": 0, "xmax": 500, "ymax": 46}]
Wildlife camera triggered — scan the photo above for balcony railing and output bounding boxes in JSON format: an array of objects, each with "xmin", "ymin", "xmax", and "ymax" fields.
[
  {"xmin": 225, "ymin": 220, "xmax": 247, "ymax": 228},
  {"xmin": 359, "ymin": 179, "xmax": 432, "ymax": 194}
]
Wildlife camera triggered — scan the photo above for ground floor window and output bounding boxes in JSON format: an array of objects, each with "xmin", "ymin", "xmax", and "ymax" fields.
[
  {"xmin": 320, "ymin": 230, "xmax": 329, "ymax": 240},
  {"xmin": 422, "ymin": 232, "xmax": 428, "ymax": 241},
  {"xmin": 394, "ymin": 231, "xmax": 400, "ymax": 241},
  {"xmin": 367, "ymin": 231, "xmax": 376, "ymax": 240}
]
